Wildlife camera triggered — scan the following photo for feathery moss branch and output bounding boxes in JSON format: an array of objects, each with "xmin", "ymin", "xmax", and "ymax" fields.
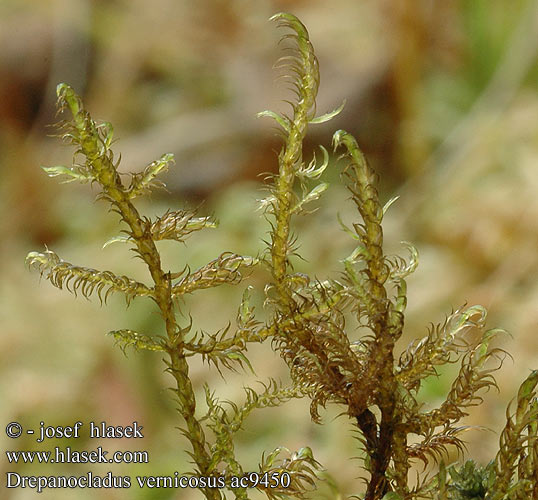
[{"xmin": 25, "ymin": 12, "xmax": 536, "ymax": 500}]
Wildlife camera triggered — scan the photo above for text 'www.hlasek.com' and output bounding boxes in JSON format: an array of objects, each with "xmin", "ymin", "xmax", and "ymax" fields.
[{"xmin": 5, "ymin": 420, "xmax": 291, "ymax": 493}]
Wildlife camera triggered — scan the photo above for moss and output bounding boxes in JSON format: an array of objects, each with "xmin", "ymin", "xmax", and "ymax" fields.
[{"xmin": 26, "ymin": 13, "xmax": 537, "ymax": 500}]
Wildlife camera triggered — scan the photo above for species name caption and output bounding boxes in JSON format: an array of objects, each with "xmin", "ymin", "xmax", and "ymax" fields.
[{"xmin": 4, "ymin": 421, "xmax": 291, "ymax": 493}]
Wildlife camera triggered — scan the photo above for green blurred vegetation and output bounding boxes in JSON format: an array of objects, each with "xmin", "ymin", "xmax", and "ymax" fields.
[{"xmin": 2, "ymin": 1, "xmax": 538, "ymax": 498}]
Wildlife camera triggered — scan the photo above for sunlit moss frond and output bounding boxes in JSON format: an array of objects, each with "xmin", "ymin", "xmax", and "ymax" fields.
[
  {"xmin": 332, "ymin": 128, "xmax": 405, "ymax": 498},
  {"xmin": 183, "ymin": 330, "xmax": 264, "ymax": 364},
  {"xmin": 43, "ymin": 86, "xmax": 116, "ymax": 187},
  {"xmin": 292, "ymin": 181, "xmax": 329, "ymax": 215},
  {"xmin": 102, "ymin": 209, "xmax": 216, "ymax": 249},
  {"xmin": 270, "ymin": 12, "xmax": 319, "ymax": 122},
  {"xmin": 41, "ymin": 164, "xmax": 95, "ymax": 184},
  {"xmin": 414, "ymin": 328, "xmax": 505, "ymax": 435},
  {"xmin": 26, "ymin": 249, "xmax": 153, "ymax": 303},
  {"xmin": 492, "ymin": 370, "xmax": 538, "ymax": 499},
  {"xmin": 237, "ymin": 380, "xmax": 303, "ymax": 421},
  {"xmin": 182, "ymin": 298, "xmax": 266, "ymax": 364},
  {"xmin": 179, "ymin": 325, "xmax": 255, "ymax": 378},
  {"xmin": 171, "ymin": 253, "xmax": 258, "ymax": 297},
  {"xmin": 127, "ymin": 153, "xmax": 175, "ymax": 198},
  {"xmin": 397, "ymin": 305, "xmax": 489, "ymax": 393},
  {"xmin": 386, "ymin": 278, "xmax": 407, "ymax": 342},
  {"xmin": 340, "ymin": 260, "xmax": 380, "ymax": 327},
  {"xmin": 236, "ymin": 286, "xmax": 261, "ymax": 334},
  {"xmin": 258, "ymin": 446, "xmax": 321, "ymax": 499},
  {"xmin": 55, "ymin": 83, "xmax": 122, "ymax": 192},
  {"xmin": 518, "ymin": 397, "xmax": 538, "ymax": 493},
  {"xmin": 333, "ymin": 130, "xmax": 388, "ymax": 307},
  {"xmin": 387, "ymin": 242, "xmax": 419, "ymax": 280},
  {"xmin": 108, "ymin": 329, "xmax": 165, "ymax": 354},
  {"xmin": 27, "ymin": 13, "xmax": 538, "ymax": 500},
  {"xmin": 206, "ymin": 380, "xmax": 302, "ymax": 448},
  {"xmin": 205, "ymin": 345, "xmax": 254, "ymax": 376},
  {"xmin": 202, "ymin": 385, "xmax": 245, "ymax": 480},
  {"xmin": 296, "ymin": 145, "xmax": 330, "ymax": 184},
  {"xmin": 406, "ymin": 426, "xmax": 469, "ymax": 467},
  {"xmin": 270, "ymin": 304, "xmax": 363, "ymax": 423},
  {"xmin": 260, "ymin": 13, "xmax": 341, "ymax": 309},
  {"xmin": 150, "ymin": 209, "xmax": 217, "ymax": 242}
]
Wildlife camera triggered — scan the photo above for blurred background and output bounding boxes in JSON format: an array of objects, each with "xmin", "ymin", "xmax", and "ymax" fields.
[{"xmin": 2, "ymin": 0, "xmax": 538, "ymax": 498}]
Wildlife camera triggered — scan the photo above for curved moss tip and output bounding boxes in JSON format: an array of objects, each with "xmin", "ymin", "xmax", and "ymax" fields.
[
  {"xmin": 332, "ymin": 129, "xmax": 349, "ymax": 150},
  {"xmin": 269, "ymin": 12, "xmax": 309, "ymax": 39},
  {"xmin": 56, "ymin": 83, "xmax": 81, "ymax": 116},
  {"xmin": 269, "ymin": 12, "xmax": 290, "ymax": 22},
  {"xmin": 56, "ymin": 82, "xmax": 70, "ymax": 96},
  {"xmin": 56, "ymin": 83, "xmax": 76, "ymax": 103}
]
